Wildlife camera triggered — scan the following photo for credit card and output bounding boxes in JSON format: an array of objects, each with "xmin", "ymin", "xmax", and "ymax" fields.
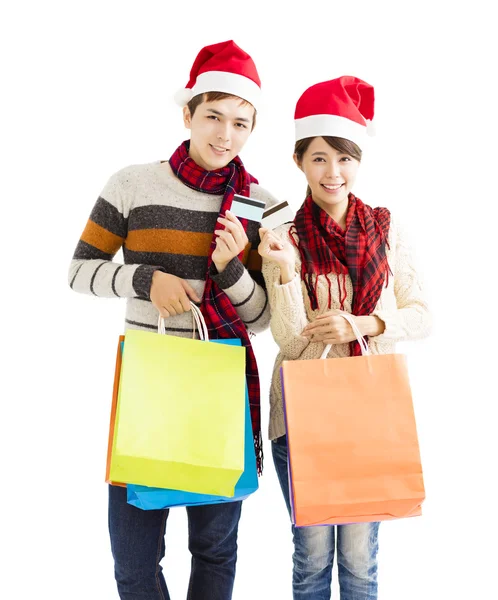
[
  {"xmin": 261, "ymin": 200, "xmax": 295, "ymax": 230},
  {"xmin": 230, "ymin": 194, "xmax": 266, "ymax": 222}
]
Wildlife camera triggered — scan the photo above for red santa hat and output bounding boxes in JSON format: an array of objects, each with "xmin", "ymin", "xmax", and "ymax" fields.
[
  {"xmin": 294, "ymin": 76, "xmax": 376, "ymax": 147},
  {"xmin": 174, "ymin": 40, "xmax": 261, "ymax": 110}
]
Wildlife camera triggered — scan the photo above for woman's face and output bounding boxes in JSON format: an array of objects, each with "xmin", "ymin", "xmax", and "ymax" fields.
[{"xmin": 295, "ymin": 137, "xmax": 360, "ymax": 211}]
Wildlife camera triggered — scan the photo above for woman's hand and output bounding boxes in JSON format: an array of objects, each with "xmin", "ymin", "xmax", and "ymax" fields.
[
  {"xmin": 302, "ymin": 310, "xmax": 358, "ymax": 344},
  {"xmin": 258, "ymin": 227, "xmax": 296, "ymax": 284},
  {"xmin": 257, "ymin": 228, "xmax": 295, "ymax": 266},
  {"xmin": 302, "ymin": 310, "xmax": 385, "ymax": 344},
  {"xmin": 212, "ymin": 210, "xmax": 249, "ymax": 273}
]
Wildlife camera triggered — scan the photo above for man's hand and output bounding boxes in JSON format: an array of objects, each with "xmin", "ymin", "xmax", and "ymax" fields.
[
  {"xmin": 150, "ymin": 272, "xmax": 201, "ymax": 318},
  {"xmin": 212, "ymin": 210, "xmax": 249, "ymax": 273}
]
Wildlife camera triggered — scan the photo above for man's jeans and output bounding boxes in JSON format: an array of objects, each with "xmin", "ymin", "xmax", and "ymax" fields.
[
  {"xmin": 272, "ymin": 435, "xmax": 380, "ymax": 600},
  {"xmin": 108, "ymin": 484, "xmax": 242, "ymax": 599}
]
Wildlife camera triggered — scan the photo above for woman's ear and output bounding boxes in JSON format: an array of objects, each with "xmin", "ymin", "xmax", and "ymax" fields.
[
  {"xmin": 183, "ymin": 106, "xmax": 192, "ymax": 129},
  {"xmin": 293, "ymin": 153, "xmax": 303, "ymax": 172}
]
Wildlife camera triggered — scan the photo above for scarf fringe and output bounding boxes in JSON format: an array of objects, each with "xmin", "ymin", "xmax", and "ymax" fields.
[
  {"xmin": 293, "ymin": 195, "xmax": 391, "ymax": 351},
  {"xmin": 254, "ymin": 431, "xmax": 264, "ymax": 476}
]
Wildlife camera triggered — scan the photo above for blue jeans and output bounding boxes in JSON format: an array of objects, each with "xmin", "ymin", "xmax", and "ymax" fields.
[
  {"xmin": 272, "ymin": 435, "xmax": 379, "ymax": 600},
  {"xmin": 108, "ymin": 484, "xmax": 242, "ymax": 599}
]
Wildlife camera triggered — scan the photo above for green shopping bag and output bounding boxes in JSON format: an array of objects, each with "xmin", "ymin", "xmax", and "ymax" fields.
[{"xmin": 109, "ymin": 304, "xmax": 246, "ymax": 497}]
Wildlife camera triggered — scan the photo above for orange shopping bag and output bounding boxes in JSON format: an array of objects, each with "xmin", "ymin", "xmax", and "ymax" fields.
[
  {"xmin": 282, "ymin": 313, "xmax": 425, "ymax": 527},
  {"xmin": 105, "ymin": 335, "xmax": 125, "ymax": 487}
]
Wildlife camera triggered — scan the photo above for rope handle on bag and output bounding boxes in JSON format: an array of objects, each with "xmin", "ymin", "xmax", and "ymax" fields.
[
  {"xmin": 157, "ymin": 302, "xmax": 209, "ymax": 341},
  {"xmin": 320, "ymin": 313, "xmax": 370, "ymax": 359}
]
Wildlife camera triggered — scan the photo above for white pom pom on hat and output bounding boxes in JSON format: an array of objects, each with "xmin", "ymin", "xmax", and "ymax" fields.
[
  {"xmin": 365, "ymin": 119, "xmax": 376, "ymax": 137},
  {"xmin": 294, "ymin": 76, "xmax": 376, "ymax": 148},
  {"xmin": 174, "ymin": 87, "xmax": 194, "ymax": 107},
  {"xmin": 173, "ymin": 40, "xmax": 261, "ymax": 109}
]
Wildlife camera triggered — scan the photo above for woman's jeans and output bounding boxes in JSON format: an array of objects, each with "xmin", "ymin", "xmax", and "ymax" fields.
[
  {"xmin": 108, "ymin": 484, "xmax": 242, "ymax": 599},
  {"xmin": 272, "ymin": 435, "xmax": 380, "ymax": 600}
]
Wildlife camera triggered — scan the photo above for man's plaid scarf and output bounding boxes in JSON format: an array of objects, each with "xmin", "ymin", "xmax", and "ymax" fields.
[
  {"xmin": 169, "ymin": 141, "xmax": 263, "ymax": 473},
  {"xmin": 290, "ymin": 193, "xmax": 391, "ymax": 356}
]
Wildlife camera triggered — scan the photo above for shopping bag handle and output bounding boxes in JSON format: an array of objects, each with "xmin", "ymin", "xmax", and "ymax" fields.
[
  {"xmin": 190, "ymin": 303, "xmax": 209, "ymax": 341},
  {"xmin": 157, "ymin": 302, "xmax": 209, "ymax": 341},
  {"xmin": 320, "ymin": 313, "xmax": 370, "ymax": 359}
]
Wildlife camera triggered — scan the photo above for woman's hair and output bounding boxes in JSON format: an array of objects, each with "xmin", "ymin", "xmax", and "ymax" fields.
[
  {"xmin": 187, "ymin": 92, "xmax": 257, "ymax": 130},
  {"xmin": 294, "ymin": 136, "xmax": 362, "ymax": 198}
]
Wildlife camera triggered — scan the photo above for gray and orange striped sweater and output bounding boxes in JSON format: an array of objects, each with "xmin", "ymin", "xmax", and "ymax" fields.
[{"xmin": 68, "ymin": 161, "xmax": 279, "ymax": 336}]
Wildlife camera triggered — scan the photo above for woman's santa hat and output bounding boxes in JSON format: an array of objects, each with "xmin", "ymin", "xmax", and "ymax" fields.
[
  {"xmin": 174, "ymin": 40, "xmax": 261, "ymax": 110},
  {"xmin": 294, "ymin": 76, "xmax": 376, "ymax": 147}
]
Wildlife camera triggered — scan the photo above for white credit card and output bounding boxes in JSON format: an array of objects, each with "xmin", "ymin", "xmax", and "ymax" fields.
[
  {"xmin": 261, "ymin": 200, "xmax": 295, "ymax": 230},
  {"xmin": 230, "ymin": 194, "xmax": 266, "ymax": 222}
]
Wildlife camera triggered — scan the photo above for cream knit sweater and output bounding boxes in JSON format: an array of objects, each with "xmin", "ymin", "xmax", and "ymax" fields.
[{"xmin": 262, "ymin": 217, "xmax": 431, "ymax": 440}]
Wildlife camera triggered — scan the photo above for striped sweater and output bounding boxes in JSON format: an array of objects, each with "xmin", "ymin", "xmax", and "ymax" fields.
[{"xmin": 68, "ymin": 161, "xmax": 279, "ymax": 336}]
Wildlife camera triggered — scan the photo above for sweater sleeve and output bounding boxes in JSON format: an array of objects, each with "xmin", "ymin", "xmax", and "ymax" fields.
[
  {"xmin": 371, "ymin": 218, "xmax": 432, "ymax": 342},
  {"xmin": 261, "ymin": 225, "xmax": 313, "ymax": 359},
  {"xmin": 209, "ymin": 183, "xmax": 280, "ymax": 334},
  {"xmin": 68, "ymin": 168, "xmax": 164, "ymax": 299}
]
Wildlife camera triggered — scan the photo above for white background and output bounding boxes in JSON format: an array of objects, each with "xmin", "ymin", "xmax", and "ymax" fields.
[{"xmin": 2, "ymin": 1, "xmax": 497, "ymax": 598}]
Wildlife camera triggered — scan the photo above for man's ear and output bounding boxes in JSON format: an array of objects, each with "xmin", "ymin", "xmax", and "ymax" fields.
[
  {"xmin": 183, "ymin": 106, "xmax": 192, "ymax": 129},
  {"xmin": 293, "ymin": 153, "xmax": 303, "ymax": 172}
]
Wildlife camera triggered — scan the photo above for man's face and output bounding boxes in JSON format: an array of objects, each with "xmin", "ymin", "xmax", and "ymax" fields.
[{"xmin": 183, "ymin": 97, "xmax": 255, "ymax": 170}]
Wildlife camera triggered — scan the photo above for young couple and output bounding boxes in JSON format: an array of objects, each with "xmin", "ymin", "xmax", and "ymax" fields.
[{"xmin": 69, "ymin": 40, "xmax": 430, "ymax": 600}]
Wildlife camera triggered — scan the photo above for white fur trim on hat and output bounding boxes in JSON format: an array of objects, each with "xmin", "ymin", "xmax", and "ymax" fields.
[
  {"xmin": 189, "ymin": 71, "xmax": 261, "ymax": 109},
  {"xmin": 295, "ymin": 114, "xmax": 368, "ymax": 147}
]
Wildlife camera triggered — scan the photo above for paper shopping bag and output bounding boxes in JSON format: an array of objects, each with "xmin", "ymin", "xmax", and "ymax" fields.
[
  {"xmin": 105, "ymin": 336, "xmax": 125, "ymax": 488},
  {"xmin": 108, "ymin": 326, "xmax": 246, "ymax": 497},
  {"xmin": 282, "ymin": 315, "xmax": 425, "ymax": 527},
  {"xmin": 127, "ymin": 346, "xmax": 258, "ymax": 509}
]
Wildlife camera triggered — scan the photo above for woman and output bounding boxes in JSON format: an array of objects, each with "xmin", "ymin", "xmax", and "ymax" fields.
[{"xmin": 258, "ymin": 76, "xmax": 431, "ymax": 600}]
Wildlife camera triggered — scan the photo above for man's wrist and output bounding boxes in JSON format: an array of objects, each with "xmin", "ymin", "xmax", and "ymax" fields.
[{"xmin": 213, "ymin": 260, "xmax": 229, "ymax": 274}]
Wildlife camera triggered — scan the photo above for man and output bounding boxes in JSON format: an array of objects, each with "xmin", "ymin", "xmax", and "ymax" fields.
[{"xmin": 68, "ymin": 40, "xmax": 277, "ymax": 599}]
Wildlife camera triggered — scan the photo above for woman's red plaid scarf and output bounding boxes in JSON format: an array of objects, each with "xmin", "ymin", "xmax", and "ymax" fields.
[
  {"xmin": 169, "ymin": 141, "xmax": 263, "ymax": 473},
  {"xmin": 290, "ymin": 193, "xmax": 391, "ymax": 356}
]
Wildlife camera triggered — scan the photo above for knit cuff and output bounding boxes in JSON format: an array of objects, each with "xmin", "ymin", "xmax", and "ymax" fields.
[
  {"xmin": 273, "ymin": 274, "xmax": 309, "ymax": 330},
  {"xmin": 370, "ymin": 309, "xmax": 400, "ymax": 341},
  {"xmin": 132, "ymin": 264, "xmax": 166, "ymax": 299},
  {"xmin": 209, "ymin": 257, "xmax": 245, "ymax": 289},
  {"xmin": 273, "ymin": 273, "xmax": 303, "ymax": 302}
]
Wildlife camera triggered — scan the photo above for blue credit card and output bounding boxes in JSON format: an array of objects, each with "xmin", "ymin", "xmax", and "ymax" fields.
[{"xmin": 230, "ymin": 194, "xmax": 266, "ymax": 222}]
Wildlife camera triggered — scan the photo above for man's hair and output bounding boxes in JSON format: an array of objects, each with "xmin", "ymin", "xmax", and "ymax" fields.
[{"xmin": 187, "ymin": 92, "xmax": 257, "ymax": 130}]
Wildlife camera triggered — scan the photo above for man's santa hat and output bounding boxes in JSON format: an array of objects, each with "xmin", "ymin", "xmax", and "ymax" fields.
[
  {"xmin": 174, "ymin": 40, "xmax": 261, "ymax": 110},
  {"xmin": 294, "ymin": 76, "xmax": 376, "ymax": 147}
]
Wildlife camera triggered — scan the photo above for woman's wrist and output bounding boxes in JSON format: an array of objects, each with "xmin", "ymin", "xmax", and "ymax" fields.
[
  {"xmin": 279, "ymin": 262, "xmax": 296, "ymax": 284},
  {"xmin": 356, "ymin": 315, "xmax": 385, "ymax": 337}
]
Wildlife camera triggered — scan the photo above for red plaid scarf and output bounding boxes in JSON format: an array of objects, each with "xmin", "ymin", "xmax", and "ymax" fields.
[
  {"xmin": 291, "ymin": 193, "xmax": 391, "ymax": 356},
  {"xmin": 169, "ymin": 141, "xmax": 263, "ymax": 473}
]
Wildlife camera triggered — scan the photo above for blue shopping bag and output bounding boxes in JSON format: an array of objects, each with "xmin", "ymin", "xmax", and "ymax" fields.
[{"xmin": 126, "ymin": 339, "xmax": 258, "ymax": 509}]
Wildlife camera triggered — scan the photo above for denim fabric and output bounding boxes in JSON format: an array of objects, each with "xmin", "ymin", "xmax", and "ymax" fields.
[
  {"xmin": 272, "ymin": 435, "xmax": 379, "ymax": 600},
  {"xmin": 108, "ymin": 484, "xmax": 242, "ymax": 599}
]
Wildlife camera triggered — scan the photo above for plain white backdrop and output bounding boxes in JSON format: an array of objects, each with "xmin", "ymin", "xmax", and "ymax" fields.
[{"xmin": 2, "ymin": 1, "xmax": 497, "ymax": 598}]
